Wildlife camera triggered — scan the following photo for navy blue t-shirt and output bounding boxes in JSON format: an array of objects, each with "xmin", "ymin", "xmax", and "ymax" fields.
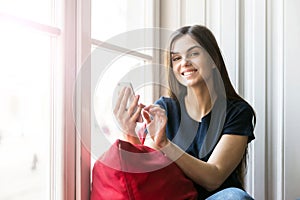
[{"xmin": 155, "ymin": 96, "xmax": 255, "ymax": 199}]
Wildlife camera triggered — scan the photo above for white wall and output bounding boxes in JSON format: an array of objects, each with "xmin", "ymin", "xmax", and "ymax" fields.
[
  {"xmin": 284, "ymin": 0, "xmax": 300, "ymax": 199},
  {"xmin": 161, "ymin": 0, "xmax": 300, "ymax": 199},
  {"xmin": 266, "ymin": 0, "xmax": 300, "ymax": 199}
]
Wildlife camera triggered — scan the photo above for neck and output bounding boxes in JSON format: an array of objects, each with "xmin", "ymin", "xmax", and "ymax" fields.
[{"xmin": 185, "ymin": 83, "xmax": 217, "ymax": 121}]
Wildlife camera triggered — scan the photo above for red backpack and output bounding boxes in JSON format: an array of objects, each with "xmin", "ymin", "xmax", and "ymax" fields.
[{"xmin": 91, "ymin": 139, "xmax": 198, "ymax": 200}]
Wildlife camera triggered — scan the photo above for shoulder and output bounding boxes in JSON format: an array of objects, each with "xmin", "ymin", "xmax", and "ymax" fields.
[
  {"xmin": 226, "ymin": 99, "xmax": 255, "ymax": 118},
  {"xmin": 154, "ymin": 96, "xmax": 181, "ymax": 118},
  {"xmin": 154, "ymin": 96, "xmax": 178, "ymax": 109},
  {"xmin": 223, "ymin": 98, "xmax": 256, "ymax": 142}
]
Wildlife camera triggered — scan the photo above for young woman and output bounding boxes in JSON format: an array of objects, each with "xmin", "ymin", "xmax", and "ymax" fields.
[{"xmin": 114, "ymin": 25, "xmax": 255, "ymax": 199}]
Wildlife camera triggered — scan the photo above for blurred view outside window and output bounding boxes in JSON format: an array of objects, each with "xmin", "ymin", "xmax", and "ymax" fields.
[
  {"xmin": 0, "ymin": 0, "xmax": 154, "ymax": 198},
  {"xmin": 91, "ymin": 0, "xmax": 153, "ymax": 165},
  {"xmin": 0, "ymin": 0, "xmax": 59, "ymax": 199}
]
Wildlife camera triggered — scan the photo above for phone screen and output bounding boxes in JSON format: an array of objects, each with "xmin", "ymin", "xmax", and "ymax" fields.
[{"xmin": 113, "ymin": 82, "xmax": 135, "ymax": 110}]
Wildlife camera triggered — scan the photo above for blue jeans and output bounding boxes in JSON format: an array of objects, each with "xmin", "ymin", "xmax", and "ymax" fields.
[{"xmin": 206, "ymin": 187, "xmax": 254, "ymax": 200}]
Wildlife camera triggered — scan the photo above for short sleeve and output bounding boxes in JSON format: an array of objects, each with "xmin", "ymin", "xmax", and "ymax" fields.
[
  {"xmin": 152, "ymin": 97, "xmax": 182, "ymax": 142},
  {"xmin": 223, "ymin": 101, "xmax": 255, "ymax": 143},
  {"xmin": 154, "ymin": 97, "xmax": 167, "ymax": 110}
]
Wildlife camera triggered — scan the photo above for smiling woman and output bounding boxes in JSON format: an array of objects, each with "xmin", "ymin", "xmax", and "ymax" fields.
[
  {"xmin": 144, "ymin": 25, "xmax": 256, "ymax": 199},
  {"xmin": 3, "ymin": 0, "xmax": 294, "ymax": 199}
]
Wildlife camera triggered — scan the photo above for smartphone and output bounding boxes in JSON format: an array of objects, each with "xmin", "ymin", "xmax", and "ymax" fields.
[{"xmin": 114, "ymin": 82, "xmax": 135, "ymax": 110}]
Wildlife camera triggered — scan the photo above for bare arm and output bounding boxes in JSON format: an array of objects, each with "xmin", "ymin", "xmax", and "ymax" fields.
[
  {"xmin": 142, "ymin": 105, "xmax": 248, "ymax": 191},
  {"xmin": 162, "ymin": 134, "xmax": 248, "ymax": 191}
]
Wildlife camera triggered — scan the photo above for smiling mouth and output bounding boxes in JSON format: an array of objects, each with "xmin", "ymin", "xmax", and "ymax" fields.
[{"xmin": 181, "ymin": 69, "xmax": 198, "ymax": 77}]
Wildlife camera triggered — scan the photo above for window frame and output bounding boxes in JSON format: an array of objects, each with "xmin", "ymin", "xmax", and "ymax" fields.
[{"xmin": 1, "ymin": 0, "xmax": 161, "ymax": 199}]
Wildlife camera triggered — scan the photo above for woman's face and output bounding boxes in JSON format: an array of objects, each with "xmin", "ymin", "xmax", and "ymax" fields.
[{"xmin": 171, "ymin": 35, "xmax": 216, "ymax": 88}]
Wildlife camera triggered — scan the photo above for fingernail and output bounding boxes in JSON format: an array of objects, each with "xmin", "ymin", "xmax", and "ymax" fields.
[{"xmin": 139, "ymin": 104, "xmax": 146, "ymax": 108}]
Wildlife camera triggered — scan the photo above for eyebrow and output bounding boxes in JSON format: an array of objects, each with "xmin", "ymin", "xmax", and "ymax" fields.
[{"xmin": 170, "ymin": 45, "xmax": 202, "ymax": 55}]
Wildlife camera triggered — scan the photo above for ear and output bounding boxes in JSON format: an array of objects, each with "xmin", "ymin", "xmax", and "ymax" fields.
[{"xmin": 210, "ymin": 58, "xmax": 217, "ymax": 69}]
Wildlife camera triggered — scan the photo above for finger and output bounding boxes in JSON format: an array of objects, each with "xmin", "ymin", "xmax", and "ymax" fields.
[
  {"xmin": 113, "ymin": 86, "xmax": 126, "ymax": 113},
  {"xmin": 119, "ymin": 87, "xmax": 131, "ymax": 112},
  {"xmin": 143, "ymin": 104, "xmax": 161, "ymax": 111},
  {"xmin": 137, "ymin": 103, "xmax": 146, "ymax": 122},
  {"xmin": 139, "ymin": 103, "xmax": 146, "ymax": 108},
  {"xmin": 127, "ymin": 95, "xmax": 139, "ymax": 115},
  {"xmin": 148, "ymin": 104, "xmax": 163, "ymax": 110},
  {"xmin": 149, "ymin": 107, "xmax": 166, "ymax": 116},
  {"xmin": 131, "ymin": 104, "xmax": 143, "ymax": 121},
  {"xmin": 141, "ymin": 109, "xmax": 152, "ymax": 124}
]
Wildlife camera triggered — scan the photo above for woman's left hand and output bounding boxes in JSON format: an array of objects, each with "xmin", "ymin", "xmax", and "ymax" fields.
[{"xmin": 142, "ymin": 105, "xmax": 170, "ymax": 148}]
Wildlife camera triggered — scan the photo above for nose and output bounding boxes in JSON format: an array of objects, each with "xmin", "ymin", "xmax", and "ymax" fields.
[{"xmin": 181, "ymin": 57, "xmax": 191, "ymax": 66}]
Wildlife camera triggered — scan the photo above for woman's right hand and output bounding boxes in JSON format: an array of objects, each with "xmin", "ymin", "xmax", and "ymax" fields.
[
  {"xmin": 142, "ymin": 105, "xmax": 170, "ymax": 148},
  {"xmin": 113, "ymin": 86, "xmax": 143, "ymax": 144}
]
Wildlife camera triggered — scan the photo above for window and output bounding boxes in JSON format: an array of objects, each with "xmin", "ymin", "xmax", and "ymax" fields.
[
  {"xmin": 0, "ymin": 1, "xmax": 62, "ymax": 199},
  {"xmin": 1, "ymin": 1, "xmax": 159, "ymax": 199},
  {"xmin": 90, "ymin": 0, "xmax": 157, "ymax": 170}
]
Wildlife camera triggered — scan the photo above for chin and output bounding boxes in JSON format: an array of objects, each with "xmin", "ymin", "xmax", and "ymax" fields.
[{"xmin": 185, "ymin": 79, "xmax": 203, "ymax": 87}]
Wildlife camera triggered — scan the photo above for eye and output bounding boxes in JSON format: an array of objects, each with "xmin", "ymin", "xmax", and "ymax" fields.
[
  {"xmin": 188, "ymin": 52, "xmax": 199, "ymax": 58},
  {"xmin": 172, "ymin": 56, "xmax": 181, "ymax": 62}
]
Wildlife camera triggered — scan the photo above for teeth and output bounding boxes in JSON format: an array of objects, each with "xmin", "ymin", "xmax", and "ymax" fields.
[{"xmin": 183, "ymin": 71, "xmax": 196, "ymax": 76}]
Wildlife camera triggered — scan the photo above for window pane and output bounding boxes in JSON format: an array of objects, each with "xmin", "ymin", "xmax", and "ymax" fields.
[
  {"xmin": 0, "ymin": 22, "xmax": 51, "ymax": 200},
  {"xmin": 0, "ymin": 0, "xmax": 52, "ymax": 25},
  {"xmin": 90, "ymin": 0, "xmax": 156, "ymax": 182},
  {"xmin": 91, "ymin": 0, "xmax": 146, "ymax": 41},
  {"xmin": 91, "ymin": 46, "xmax": 147, "ymax": 160}
]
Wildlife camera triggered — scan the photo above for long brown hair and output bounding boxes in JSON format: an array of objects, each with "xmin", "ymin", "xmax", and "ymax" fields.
[{"xmin": 165, "ymin": 25, "xmax": 255, "ymax": 187}]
